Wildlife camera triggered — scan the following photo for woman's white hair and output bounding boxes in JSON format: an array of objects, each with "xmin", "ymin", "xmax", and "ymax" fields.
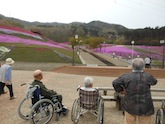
[{"xmin": 84, "ymin": 76, "xmax": 94, "ymax": 87}]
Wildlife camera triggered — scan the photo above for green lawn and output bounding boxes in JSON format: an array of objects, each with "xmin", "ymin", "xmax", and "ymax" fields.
[{"xmin": 0, "ymin": 43, "xmax": 81, "ymax": 63}]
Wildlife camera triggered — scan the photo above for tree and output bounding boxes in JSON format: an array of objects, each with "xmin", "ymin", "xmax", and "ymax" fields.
[{"xmin": 83, "ymin": 37, "xmax": 105, "ymax": 49}]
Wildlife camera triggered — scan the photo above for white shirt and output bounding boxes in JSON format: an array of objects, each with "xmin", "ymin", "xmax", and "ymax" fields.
[
  {"xmin": 80, "ymin": 87, "xmax": 96, "ymax": 91},
  {"xmin": 145, "ymin": 57, "xmax": 151, "ymax": 64}
]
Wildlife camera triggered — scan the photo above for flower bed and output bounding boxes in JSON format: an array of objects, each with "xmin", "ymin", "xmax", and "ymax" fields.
[
  {"xmin": 0, "ymin": 25, "xmax": 42, "ymax": 40},
  {"xmin": 0, "ymin": 34, "xmax": 68, "ymax": 49},
  {"xmin": 94, "ymin": 45, "xmax": 163, "ymax": 60}
]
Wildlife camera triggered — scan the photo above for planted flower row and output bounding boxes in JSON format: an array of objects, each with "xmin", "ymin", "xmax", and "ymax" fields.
[
  {"xmin": 94, "ymin": 45, "xmax": 163, "ymax": 60},
  {"xmin": 0, "ymin": 26, "xmax": 43, "ymax": 40},
  {"xmin": 0, "ymin": 34, "xmax": 69, "ymax": 49},
  {"xmin": 0, "ymin": 26, "xmax": 73, "ymax": 50}
]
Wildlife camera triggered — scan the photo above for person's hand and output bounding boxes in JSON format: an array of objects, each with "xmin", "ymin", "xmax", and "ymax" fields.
[
  {"xmin": 5, "ymin": 81, "xmax": 10, "ymax": 85},
  {"xmin": 121, "ymin": 89, "xmax": 126, "ymax": 95}
]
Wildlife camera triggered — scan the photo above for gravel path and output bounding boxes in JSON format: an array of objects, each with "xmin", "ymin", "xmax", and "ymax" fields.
[{"xmin": 0, "ymin": 70, "xmax": 164, "ymax": 124}]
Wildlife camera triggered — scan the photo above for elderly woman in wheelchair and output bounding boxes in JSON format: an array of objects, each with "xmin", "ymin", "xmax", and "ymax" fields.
[
  {"xmin": 155, "ymin": 100, "xmax": 165, "ymax": 124},
  {"xmin": 71, "ymin": 77, "xmax": 104, "ymax": 124},
  {"xmin": 18, "ymin": 70, "xmax": 69, "ymax": 124}
]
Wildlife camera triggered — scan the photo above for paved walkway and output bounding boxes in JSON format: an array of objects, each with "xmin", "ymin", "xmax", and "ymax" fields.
[
  {"xmin": 96, "ymin": 52, "xmax": 130, "ymax": 67},
  {"xmin": 79, "ymin": 49, "xmax": 130, "ymax": 67},
  {"xmin": 78, "ymin": 50, "xmax": 106, "ymax": 66},
  {"xmin": 0, "ymin": 70, "xmax": 164, "ymax": 124}
]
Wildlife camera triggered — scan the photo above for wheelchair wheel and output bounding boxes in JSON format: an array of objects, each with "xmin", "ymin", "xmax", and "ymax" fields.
[
  {"xmin": 18, "ymin": 98, "xmax": 32, "ymax": 120},
  {"xmin": 97, "ymin": 98, "xmax": 104, "ymax": 124},
  {"xmin": 156, "ymin": 109, "xmax": 164, "ymax": 124},
  {"xmin": 29, "ymin": 99, "xmax": 54, "ymax": 124},
  {"xmin": 71, "ymin": 98, "xmax": 81, "ymax": 124}
]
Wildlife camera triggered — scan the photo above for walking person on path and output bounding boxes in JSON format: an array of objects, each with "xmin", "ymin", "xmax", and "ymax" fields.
[
  {"xmin": 112, "ymin": 58, "xmax": 157, "ymax": 124},
  {"xmin": 144, "ymin": 56, "xmax": 152, "ymax": 68},
  {"xmin": 0, "ymin": 58, "xmax": 16, "ymax": 100}
]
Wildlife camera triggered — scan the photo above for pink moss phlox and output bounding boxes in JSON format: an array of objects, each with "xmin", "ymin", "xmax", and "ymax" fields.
[{"xmin": 0, "ymin": 34, "xmax": 69, "ymax": 49}]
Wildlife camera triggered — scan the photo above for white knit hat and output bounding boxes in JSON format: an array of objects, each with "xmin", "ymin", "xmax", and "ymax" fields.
[{"xmin": 6, "ymin": 58, "xmax": 15, "ymax": 65}]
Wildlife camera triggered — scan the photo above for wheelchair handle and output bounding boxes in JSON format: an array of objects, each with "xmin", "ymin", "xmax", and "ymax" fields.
[
  {"xmin": 77, "ymin": 85, "xmax": 81, "ymax": 91},
  {"xmin": 21, "ymin": 83, "xmax": 27, "ymax": 86},
  {"xmin": 35, "ymin": 85, "xmax": 40, "ymax": 88}
]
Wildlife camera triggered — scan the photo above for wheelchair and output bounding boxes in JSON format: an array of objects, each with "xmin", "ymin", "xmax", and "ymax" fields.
[
  {"xmin": 71, "ymin": 87, "xmax": 104, "ymax": 124},
  {"xmin": 156, "ymin": 100, "xmax": 165, "ymax": 124},
  {"xmin": 18, "ymin": 83, "xmax": 68, "ymax": 124}
]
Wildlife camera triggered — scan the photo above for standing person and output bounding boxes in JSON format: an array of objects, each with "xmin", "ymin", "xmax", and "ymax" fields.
[
  {"xmin": 144, "ymin": 56, "xmax": 151, "ymax": 68},
  {"xmin": 112, "ymin": 58, "xmax": 157, "ymax": 124},
  {"xmin": 0, "ymin": 58, "xmax": 16, "ymax": 100},
  {"xmin": 0, "ymin": 62, "xmax": 6, "ymax": 95}
]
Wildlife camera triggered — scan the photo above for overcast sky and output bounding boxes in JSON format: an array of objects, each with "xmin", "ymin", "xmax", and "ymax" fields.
[{"xmin": 0, "ymin": 0, "xmax": 165, "ymax": 29}]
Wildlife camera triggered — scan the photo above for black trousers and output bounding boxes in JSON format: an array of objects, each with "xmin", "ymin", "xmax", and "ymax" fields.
[
  {"xmin": 0, "ymin": 82, "xmax": 5, "ymax": 94},
  {"xmin": 0, "ymin": 82, "xmax": 14, "ymax": 97}
]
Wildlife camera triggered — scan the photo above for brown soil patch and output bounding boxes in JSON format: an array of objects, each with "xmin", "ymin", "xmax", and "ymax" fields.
[{"xmin": 53, "ymin": 66, "xmax": 165, "ymax": 78}]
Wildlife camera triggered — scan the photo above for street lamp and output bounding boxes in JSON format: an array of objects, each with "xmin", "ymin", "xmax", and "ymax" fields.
[
  {"xmin": 72, "ymin": 43, "xmax": 75, "ymax": 66},
  {"xmin": 78, "ymin": 40, "xmax": 82, "ymax": 55},
  {"xmin": 149, "ymin": 46, "xmax": 151, "ymax": 58},
  {"xmin": 131, "ymin": 41, "xmax": 135, "ymax": 61},
  {"xmin": 75, "ymin": 34, "xmax": 79, "ymax": 54},
  {"xmin": 160, "ymin": 40, "xmax": 165, "ymax": 69},
  {"xmin": 72, "ymin": 34, "xmax": 78, "ymax": 66}
]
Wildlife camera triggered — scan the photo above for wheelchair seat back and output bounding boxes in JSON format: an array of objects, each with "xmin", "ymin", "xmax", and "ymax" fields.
[
  {"xmin": 162, "ymin": 100, "xmax": 165, "ymax": 110},
  {"xmin": 25, "ymin": 85, "xmax": 37, "ymax": 99},
  {"xmin": 24, "ymin": 85, "xmax": 41, "ymax": 105},
  {"xmin": 79, "ymin": 88, "xmax": 99, "ymax": 110},
  {"xmin": 31, "ymin": 86, "xmax": 41, "ymax": 105}
]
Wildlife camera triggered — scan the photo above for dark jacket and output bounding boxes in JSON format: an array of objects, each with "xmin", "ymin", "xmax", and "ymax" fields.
[
  {"xmin": 31, "ymin": 80, "xmax": 57, "ymax": 99},
  {"xmin": 112, "ymin": 72, "xmax": 157, "ymax": 116}
]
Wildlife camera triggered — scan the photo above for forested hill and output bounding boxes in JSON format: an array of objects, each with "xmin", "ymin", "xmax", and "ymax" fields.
[{"xmin": 0, "ymin": 14, "xmax": 165, "ymax": 46}]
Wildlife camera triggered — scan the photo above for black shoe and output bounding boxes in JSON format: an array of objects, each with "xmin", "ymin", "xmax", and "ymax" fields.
[
  {"xmin": 46, "ymin": 110, "xmax": 50, "ymax": 116},
  {"xmin": 1, "ymin": 91, "xmax": 7, "ymax": 95},
  {"xmin": 62, "ymin": 107, "xmax": 69, "ymax": 115}
]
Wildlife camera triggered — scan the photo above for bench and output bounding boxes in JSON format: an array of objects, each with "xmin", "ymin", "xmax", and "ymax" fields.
[
  {"xmin": 98, "ymin": 87, "xmax": 165, "ymax": 95},
  {"xmin": 101, "ymin": 95, "xmax": 116, "ymax": 101},
  {"xmin": 101, "ymin": 95, "xmax": 165, "ymax": 102},
  {"xmin": 98, "ymin": 87, "xmax": 165, "ymax": 110},
  {"xmin": 98, "ymin": 87, "xmax": 114, "ymax": 95}
]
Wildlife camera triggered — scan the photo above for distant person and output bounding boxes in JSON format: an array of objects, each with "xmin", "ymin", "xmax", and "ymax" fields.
[
  {"xmin": 31, "ymin": 69, "xmax": 69, "ymax": 114},
  {"xmin": 0, "ymin": 58, "xmax": 16, "ymax": 100},
  {"xmin": 112, "ymin": 52, "xmax": 115, "ymax": 58},
  {"xmin": 144, "ymin": 57, "xmax": 151, "ymax": 68},
  {"xmin": 112, "ymin": 58, "xmax": 157, "ymax": 124}
]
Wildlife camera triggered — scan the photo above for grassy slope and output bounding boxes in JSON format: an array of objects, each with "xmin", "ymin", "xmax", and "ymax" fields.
[
  {"xmin": 0, "ymin": 43, "xmax": 81, "ymax": 63},
  {"xmin": 0, "ymin": 25, "xmax": 81, "ymax": 63}
]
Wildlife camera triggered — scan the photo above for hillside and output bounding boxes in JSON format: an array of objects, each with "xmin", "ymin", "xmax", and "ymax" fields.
[
  {"xmin": 0, "ymin": 24, "xmax": 164, "ymax": 68},
  {"xmin": 0, "ymin": 14, "xmax": 165, "ymax": 46},
  {"xmin": 0, "ymin": 24, "xmax": 82, "ymax": 64},
  {"xmin": 0, "ymin": 14, "xmax": 129, "ymax": 43}
]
